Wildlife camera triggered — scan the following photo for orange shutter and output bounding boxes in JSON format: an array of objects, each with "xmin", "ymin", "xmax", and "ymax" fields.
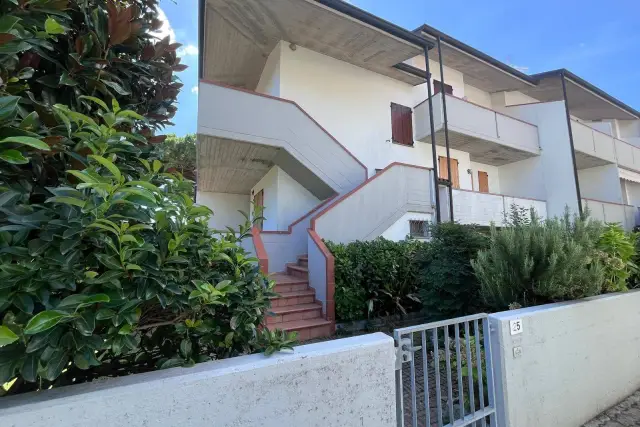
[
  {"xmin": 478, "ymin": 171, "xmax": 489, "ymax": 193},
  {"xmin": 438, "ymin": 157, "xmax": 460, "ymax": 189}
]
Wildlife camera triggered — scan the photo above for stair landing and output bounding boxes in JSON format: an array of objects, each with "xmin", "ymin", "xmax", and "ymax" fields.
[{"xmin": 267, "ymin": 256, "xmax": 334, "ymax": 341}]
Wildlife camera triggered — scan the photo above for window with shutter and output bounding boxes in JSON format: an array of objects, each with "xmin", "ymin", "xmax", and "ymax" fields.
[
  {"xmin": 433, "ymin": 79, "xmax": 454, "ymax": 95},
  {"xmin": 390, "ymin": 103, "xmax": 413, "ymax": 146},
  {"xmin": 438, "ymin": 156, "xmax": 460, "ymax": 189},
  {"xmin": 478, "ymin": 171, "xmax": 489, "ymax": 193}
]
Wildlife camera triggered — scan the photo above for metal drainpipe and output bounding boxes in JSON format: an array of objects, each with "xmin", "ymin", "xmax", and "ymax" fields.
[
  {"xmin": 561, "ymin": 71, "xmax": 583, "ymax": 215},
  {"xmin": 437, "ymin": 36, "xmax": 454, "ymax": 221},
  {"xmin": 424, "ymin": 45, "xmax": 441, "ymax": 223}
]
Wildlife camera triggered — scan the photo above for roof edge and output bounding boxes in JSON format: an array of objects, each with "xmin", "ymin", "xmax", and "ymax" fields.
[
  {"xmin": 531, "ymin": 69, "xmax": 640, "ymax": 119},
  {"xmin": 415, "ymin": 23, "xmax": 537, "ymax": 85},
  {"xmin": 314, "ymin": 0, "xmax": 433, "ymax": 49}
]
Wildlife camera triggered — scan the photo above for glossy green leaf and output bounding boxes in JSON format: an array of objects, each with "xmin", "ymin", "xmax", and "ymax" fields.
[
  {"xmin": 44, "ymin": 17, "xmax": 66, "ymax": 35},
  {"xmin": 0, "ymin": 325, "xmax": 18, "ymax": 347},
  {"xmin": 58, "ymin": 293, "xmax": 109, "ymax": 309},
  {"xmin": 24, "ymin": 311, "xmax": 69, "ymax": 335},
  {"xmin": 0, "ymin": 149, "xmax": 28, "ymax": 164},
  {"xmin": 88, "ymin": 155, "xmax": 121, "ymax": 182}
]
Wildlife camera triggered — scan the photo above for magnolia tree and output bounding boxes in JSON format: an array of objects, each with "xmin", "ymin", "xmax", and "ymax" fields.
[{"xmin": 0, "ymin": 0, "xmax": 293, "ymax": 395}]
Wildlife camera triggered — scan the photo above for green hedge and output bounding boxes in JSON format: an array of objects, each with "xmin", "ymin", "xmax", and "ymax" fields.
[{"xmin": 325, "ymin": 238, "xmax": 422, "ymax": 321}]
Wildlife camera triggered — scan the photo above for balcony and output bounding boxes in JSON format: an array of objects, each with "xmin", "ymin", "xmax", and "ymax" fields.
[
  {"xmin": 572, "ymin": 119, "xmax": 640, "ymax": 172},
  {"xmin": 448, "ymin": 189, "xmax": 547, "ymax": 226},
  {"xmin": 583, "ymin": 198, "xmax": 638, "ymax": 231},
  {"xmin": 415, "ymin": 93, "xmax": 540, "ymax": 166}
]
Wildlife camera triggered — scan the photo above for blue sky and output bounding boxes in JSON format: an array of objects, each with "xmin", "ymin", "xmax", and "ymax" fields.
[{"xmin": 161, "ymin": 0, "xmax": 640, "ymax": 136}]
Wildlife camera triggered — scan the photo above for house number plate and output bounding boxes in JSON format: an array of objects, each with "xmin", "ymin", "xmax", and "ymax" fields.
[{"xmin": 510, "ymin": 319, "xmax": 523, "ymax": 335}]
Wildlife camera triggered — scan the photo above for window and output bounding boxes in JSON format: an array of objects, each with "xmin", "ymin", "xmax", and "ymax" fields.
[
  {"xmin": 433, "ymin": 79, "xmax": 453, "ymax": 95},
  {"xmin": 478, "ymin": 171, "xmax": 489, "ymax": 193},
  {"xmin": 409, "ymin": 220, "xmax": 430, "ymax": 239},
  {"xmin": 391, "ymin": 102, "xmax": 413, "ymax": 146},
  {"xmin": 438, "ymin": 156, "xmax": 460, "ymax": 189}
]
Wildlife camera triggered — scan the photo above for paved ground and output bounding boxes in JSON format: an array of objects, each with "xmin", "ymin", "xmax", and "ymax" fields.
[{"xmin": 584, "ymin": 391, "xmax": 640, "ymax": 427}]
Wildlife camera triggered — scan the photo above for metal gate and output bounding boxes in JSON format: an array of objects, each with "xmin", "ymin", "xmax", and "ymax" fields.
[{"xmin": 394, "ymin": 313, "xmax": 497, "ymax": 427}]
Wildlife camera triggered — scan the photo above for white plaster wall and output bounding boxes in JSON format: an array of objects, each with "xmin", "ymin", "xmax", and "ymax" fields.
[
  {"xmin": 506, "ymin": 102, "xmax": 579, "ymax": 217},
  {"xmin": 196, "ymin": 191, "xmax": 250, "ymax": 231},
  {"xmin": 464, "ymin": 83, "xmax": 492, "ymax": 109},
  {"xmin": 255, "ymin": 43, "xmax": 281, "ymax": 97},
  {"xmin": 0, "ymin": 334, "xmax": 396, "ymax": 427},
  {"xmin": 578, "ymin": 164, "xmax": 624, "ymax": 204},
  {"xmin": 277, "ymin": 168, "xmax": 320, "ymax": 229},
  {"xmin": 503, "ymin": 90, "xmax": 539, "ymax": 106},
  {"xmin": 498, "ymin": 157, "xmax": 546, "ymax": 201},
  {"xmin": 380, "ymin": 211, "xmax": 433, "ymax": 240},
  {"xmin": 405, "ymin": 55, "xmax": 466, "ymax": 97},
  {"xmin": 280, "ymin": 44, "xmax": 433, "ymax": 174},
  {"xmin": 251, "ymin": 166, "xmax": 279, "ymax": 231},
  {"xmin": 585, "ymin": 120, "xmax": 613, "ymax": 136},
  {"xmin": 623, "ymin": 179, "xmax": 640, "ymax": 206},
  {"xmin": 470, "ymin": 161, "xmax": 501, "ymax": 193},
  {"xmin": 490, "ymin": 291, "xmax": 640, "ymax": 427},
  {"xmin": 618, "ymin": 119, "xmax": 640, "ymax": 139}
]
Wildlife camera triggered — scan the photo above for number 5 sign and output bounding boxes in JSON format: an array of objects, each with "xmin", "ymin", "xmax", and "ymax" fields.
[{"xmin": 510, "ymin": 319, "xmax": 523, "ymax": 335}]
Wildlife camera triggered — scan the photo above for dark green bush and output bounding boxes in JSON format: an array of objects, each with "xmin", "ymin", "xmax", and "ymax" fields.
[
  {"xmin": 326, "ymin": 238, "xmax": 422, "ymax": 321},
  {"xmin": 415, "ymin": 222, "xmax": 488, "ymax": 320},
  {"xmin": 0, "ymin": 0, "xmax": 293, "ymax": 396},
  {"xmin": 472, "ymin": 210, "xmax": 606, "ymax": 310}
]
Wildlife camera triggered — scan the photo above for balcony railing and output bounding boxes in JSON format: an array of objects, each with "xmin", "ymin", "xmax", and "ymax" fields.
[
  {"xmin": 415, "ymin": 93, "xmax": 540, "ymax": 165},
  {"xmin": 449, "ymin": 189, "xmax": 547, "ymax": 226},
  {"xmin": 572, "ymin": 119, "xmax": 640, "ymax": 172},
  {"xmin": 583, "ymin": 198, "xmax": 638, "ymax": 231}
]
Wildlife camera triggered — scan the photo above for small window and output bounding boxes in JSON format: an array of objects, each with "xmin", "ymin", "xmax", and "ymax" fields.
[
  {"xmin": 409, "ymin": 220, "xmax": 430, "ymax": 239},
  {"xmin": 391, "ymin": 102, "xmax": 413, "ymax": 146},
  {"xmin": 433, "ymin": 79, "xmax": 453, "ymax": 95}
]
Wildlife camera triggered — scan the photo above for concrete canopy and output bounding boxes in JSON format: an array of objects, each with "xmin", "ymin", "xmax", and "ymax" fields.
[
  {"xmin": 201, "ymin": 0, "xmax": 428, "ymax": 90},
  {"xmin": 417, "ymin": 24, "xmax": 537, "ymax": 94}
]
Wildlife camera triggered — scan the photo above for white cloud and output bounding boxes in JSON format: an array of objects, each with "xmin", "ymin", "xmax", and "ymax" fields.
[
  {"xmin": 178, "ymin": 44, "xmax": 198, "ymax": 57},
  {"xmin": 150, "ymin": 7, "xmax": 175, "ymax": 42},
  {"xmin": 191, "ymin": 86, "xmax": 199, "ymax": 95}
]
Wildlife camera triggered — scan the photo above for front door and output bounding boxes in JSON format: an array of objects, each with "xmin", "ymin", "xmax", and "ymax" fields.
[
  {"xmin": 439, "ymin": 156, "xmax": 460, "ymax": 189},
  {"xmin": 253, "ymin": 189, "xmax": 264, "ymax": 231}
]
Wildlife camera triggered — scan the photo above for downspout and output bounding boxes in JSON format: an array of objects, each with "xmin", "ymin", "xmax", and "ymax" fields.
[
  {"xmin": 197, "ymin": 0, "xmax": 205, "ymax": 80},
  {"xmin": 424, "ymin": 45, "xmax": 441, "ymax": 223},
  {"xmin": 437, "ymin": 36, "xmax": 454, "ymax": 221},
  {"xmin": 561, "ymin": 71, "xmax": 583, "ymax": 215}
]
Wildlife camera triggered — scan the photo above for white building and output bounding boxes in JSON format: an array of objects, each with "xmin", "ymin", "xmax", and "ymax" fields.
[{"xmin": 196, "ymin": 0, "xmax": 640, "ymax": 338}]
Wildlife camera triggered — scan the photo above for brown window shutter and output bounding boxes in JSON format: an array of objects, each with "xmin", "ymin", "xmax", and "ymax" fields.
[
  {"xmin": 478, "ymin": 171, "xmax": 489, "ymax": 193},
  {"xmin": 391, "ymin": 103, "xmax": 413, "ymax": 146},
  {"xmin": 438, "ymin": 156, "xmax": 448, "ymax": 180},
  {"xmin": 433, "ymin": 79, "xmax": 453, "ymax": 95}
]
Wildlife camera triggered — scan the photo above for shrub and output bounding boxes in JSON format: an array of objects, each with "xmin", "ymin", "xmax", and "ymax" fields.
[
  {"xmin": 0, "ymin": 0, "xmax": 293, "ymax": 395},
  {"xmin": 326, "ymin": 238, "xmax": 422, "ymax": 321},
  {"xmin": 415, "ymin": 222, "xmax": 488, "ymax": 320},
  {"xmin": 472, "ymin": 210, "xmax": 605, "ymax": 310},
  {"xmin": 596, "ymin": 223, "xmax": 637, "ymax": 292}
]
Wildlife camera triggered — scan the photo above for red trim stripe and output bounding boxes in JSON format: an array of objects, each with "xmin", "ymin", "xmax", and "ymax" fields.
[{"xmin": 251, "ymin": 226, "xmax": 269, "ymax": 274}]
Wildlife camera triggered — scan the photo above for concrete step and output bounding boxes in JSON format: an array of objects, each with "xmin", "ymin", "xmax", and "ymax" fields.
[
  {"xmin": 266, "ymin": 303, "xmax": 323, "ymax": 325},
  {"xmin": 271, "ymin": 272, "xmax": 309, "ymax": 293},
  {"xmin": 286, "ymin": 263, "xmax": 308, "ymax": 278},
  {"xmin": 270, "ymin": 289, "xmax": 316, "ymax": 307},
  {"xmin": 297, "ymin": 254, "xmax": 308, "ymax": 268},
  {"xmin": 278, "ymin": 318, "xmax": 334, "ymax": 341}
]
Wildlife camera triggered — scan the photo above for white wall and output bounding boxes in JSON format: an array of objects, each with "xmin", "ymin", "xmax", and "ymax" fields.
[
  {"xmin": 380, "ymin": 211, "xmax": 433, "ymax": 240},
  {"xmin": 255, "ymin": 43, "xmax": 281, "ymax": 97},
  {"xmin": 503, "ymin": 90, "xmax": 539, "ymax": 106},
  {"xmin": 280, "ymin": 44, "xmax": 432, "ymax": 175},
  {"xmin": 464, "ymin": 83, "xmax": 492, "ymax": 108},
  {"xmin": 506, "ymin": 102, "xmax": 579, "ymax": 217},
  {"xmin": 196, "ymin": 191, "xmax": 249, "ymax": 231},
  {"xmin": 623, "ymin": 179, "xmax": 640, "ymax": 206},
  {"xmin": 490, "ymin": 291, "xmax": 640, "ymax": 427},
  {"xmin": 0, "ymin": 334, "xmax": 396, "ymax": 427},
  {"xmin": 405, "ymin": 55, "xmax": 466, "ymax": 97},
  {"xmin": 578, "ymin": 164, "xmax": 624, "ymax": 204},
  {"xmin": 470, "ymin": 161, "xmax": 501, "ymax": 193},
  {"xmin": 277, "ymin": 168, "xmax": 321, "ymax": 228},
  {"xmin": 498, "ymin": 157, "xmax": 546, "ymax": 201},
  {"xmin": 251, "ymin": 166, "xmax": 321, "ymax": 231},
  {"xmin": 251, "ymin": 166, "xmax": 279, "ymax": 231}
]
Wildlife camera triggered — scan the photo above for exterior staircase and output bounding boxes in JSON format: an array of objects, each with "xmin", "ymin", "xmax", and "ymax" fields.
[{"xmin": 267, "ymin": 254, "xmax": 334, "ymax": 341}]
